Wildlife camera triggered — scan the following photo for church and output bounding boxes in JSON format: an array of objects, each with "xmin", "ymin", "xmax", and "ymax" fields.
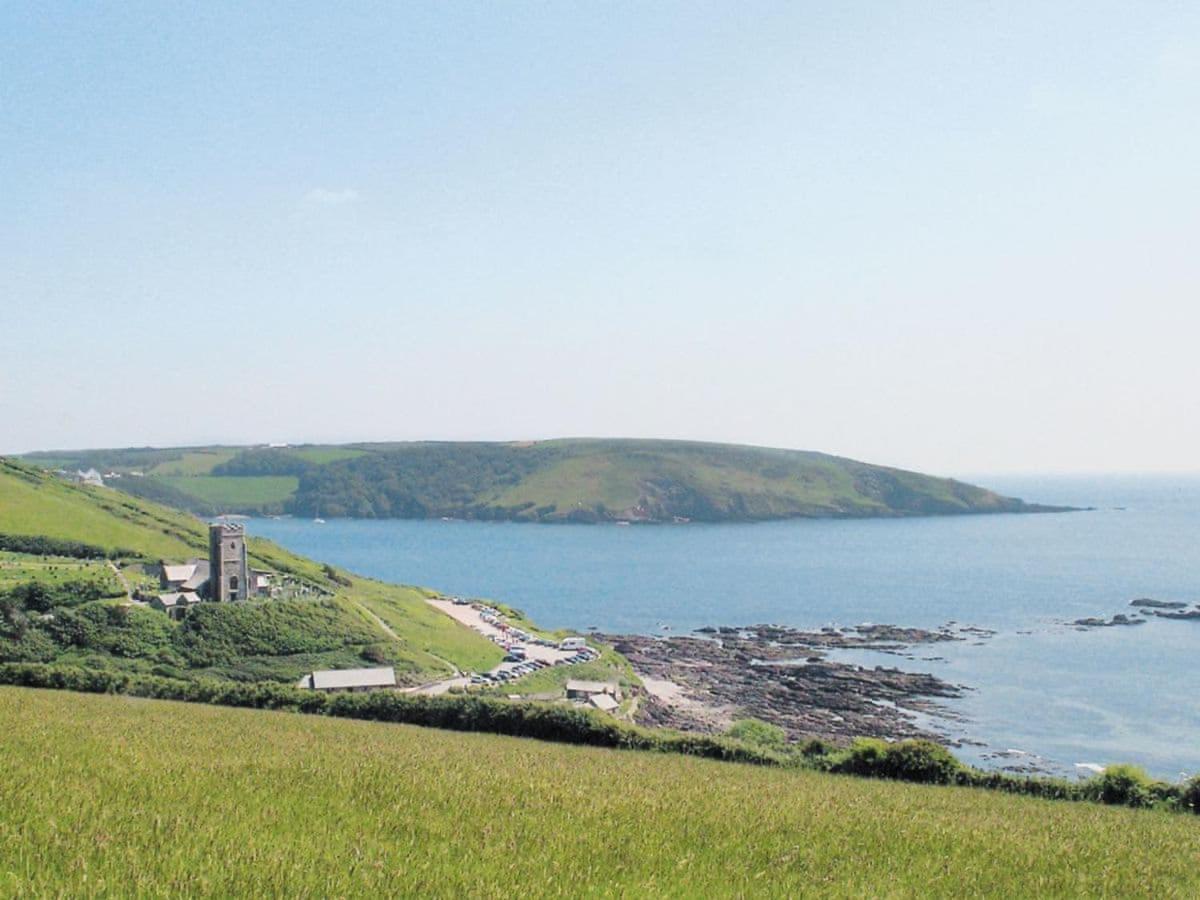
[{"xmin": 152, "ymin": 522, "xmax": 270, "ymax": 618}]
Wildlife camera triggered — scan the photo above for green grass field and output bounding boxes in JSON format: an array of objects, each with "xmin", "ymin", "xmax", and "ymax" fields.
[
  {"xmin": 351, "ymin": 581, "xmax": 506, "ymax": 674},
  {"xmin": 1, "ymin": 688, "xmax": 1197, "ymax": 897},
  {"xmin": 145, "ymin": 449, "xmax": 237, "ymax": 476},
  {"xmin": 0, "ymin": 460, "xmax": 201, "ymax": 559},
  {"xmin": 286, "ymin": 446, "xmax": 368, "ymax": 464},
  {"xmin": 155, "ymin": 475, "xmax": 299, "ymax": 506},
  {"xmin": 0, "ymin": 553, "xmax": 123, "ymax": 594}
]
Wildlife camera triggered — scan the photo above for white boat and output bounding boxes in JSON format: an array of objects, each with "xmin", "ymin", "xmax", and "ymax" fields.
[{"xmin": 313, "ymin": 518, "xmax": 326, "ymax": 524}]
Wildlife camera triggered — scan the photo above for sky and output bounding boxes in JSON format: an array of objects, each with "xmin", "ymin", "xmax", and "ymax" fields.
[{"xmin": 2, "ymin": 2, "xmax": 1199, "ymax": 474}]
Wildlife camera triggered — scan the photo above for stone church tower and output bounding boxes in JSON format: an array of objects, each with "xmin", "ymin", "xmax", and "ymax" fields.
[{"xmin": 209, "ymin": 522, "xmax": 249, "ymax": 602}]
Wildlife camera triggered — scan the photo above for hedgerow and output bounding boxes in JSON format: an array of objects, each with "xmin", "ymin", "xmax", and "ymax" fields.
[
  {"xmin": 0, "ymin": 663, "xmax": 780, "ymax": 765},
  {"xmin": 0, "ymin": 533, "xmax": 129, "ymax": 559},
  {"xmin": 0, "ymin": 662, "xmax": 1194, "ymax": 815}
]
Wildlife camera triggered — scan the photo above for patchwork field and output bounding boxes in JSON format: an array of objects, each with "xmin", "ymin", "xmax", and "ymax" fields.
[
  {"xmin": 1, "ymin": 688, "xmax": 1197, "ymax": 897},
  {"xmin": 156, "ymin": 474, "xmax": 299, "ymax": 506}
]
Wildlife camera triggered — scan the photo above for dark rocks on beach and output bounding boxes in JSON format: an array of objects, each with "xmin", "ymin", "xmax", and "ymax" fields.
[
  {"xmin": 1071, "ymin": 614, "xmax": 1145, "ymax": 628},
  {"xmin": 604, "ymin": 625, "xmax": 966, "ymax": 745},
  {"xmin": 1151, "ymin": 607, "xmax": 1200, "ymax": 620},
  {"xmin": 1130, "ymin": 598, "xmax": 1189, "ymax": 610}
]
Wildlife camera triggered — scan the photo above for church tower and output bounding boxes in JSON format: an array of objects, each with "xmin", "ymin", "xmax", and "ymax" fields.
[{"xmin": 209, "ymin": 522, "xmax": 249, "ymax": 602}]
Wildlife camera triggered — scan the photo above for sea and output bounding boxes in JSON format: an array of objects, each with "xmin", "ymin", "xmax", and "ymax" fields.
[{"xmin": 248, "ymin": 475, "xmax": 1200, "ymax": 779}]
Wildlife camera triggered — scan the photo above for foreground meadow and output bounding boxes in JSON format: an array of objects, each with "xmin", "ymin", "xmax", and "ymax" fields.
[{"xmin": 1, "ymin": 689, "xmax": 1197, "ymax": 897}]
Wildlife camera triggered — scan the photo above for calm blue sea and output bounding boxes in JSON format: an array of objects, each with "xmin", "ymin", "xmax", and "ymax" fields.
[{"xmin": 249, "ymin": 475, "xmax": 1200, "ymax": 778}]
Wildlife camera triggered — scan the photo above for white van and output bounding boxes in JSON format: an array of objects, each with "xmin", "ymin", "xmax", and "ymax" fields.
[{"xmin": 558, "ymin": 637, "xmax": 587, "ymax": 651}]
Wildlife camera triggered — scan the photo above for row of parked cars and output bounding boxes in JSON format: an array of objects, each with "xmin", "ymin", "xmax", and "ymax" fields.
[
  {"xmin": 468, "ymin": 644, "xmax": 600, "ymax": 686},
  {"xmin": 470, "ymin": 658, "xmax": 551, "ymax": 685}
]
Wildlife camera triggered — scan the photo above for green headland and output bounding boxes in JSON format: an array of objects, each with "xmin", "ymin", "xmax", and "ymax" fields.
[{"xmin": 24, "ymin": 437, "xmax": 1069, "ymax": 522}]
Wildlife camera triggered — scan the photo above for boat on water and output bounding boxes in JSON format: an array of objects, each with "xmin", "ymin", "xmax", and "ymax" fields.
[{"xmin": 313, "ymin": 518, "xmax": 326, "ymax": 524}]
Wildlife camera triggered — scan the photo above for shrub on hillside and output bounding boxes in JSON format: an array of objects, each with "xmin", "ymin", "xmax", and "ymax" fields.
[
  {"xmin": 359, "ymin": 643, "xmax": 392, "ymax": 664},
  {"xmin": 798, "ymin": 738, "xmax": 832, "ymax": 758},
  {"xmin": 825, "ymin": 738, "xmax": 965, "ymax": 785},
  {"xmin": 44, "ymin": 603, "xmax": 175, "ymax": 659},
  {"xmin": 0, "ymin": 628, "xmax": 58, "ymax": 663},
  {"xmin": 322, "ymin": 564, "xmax": 352, "ymax": 587},
  {"xmin": 1088, "ymin": 764, "xmax": 1161, "ymax": 808},
  {"xmin": 176, "ymin": 599, "xmax": 380, "ymax": 665},
  {"xmin": 727, "ymin": 718, "xmax": 788, "ymax": 750},
  {"xmin": 4, "ymin": 579, "xmax": 125, "ymax": 612}
]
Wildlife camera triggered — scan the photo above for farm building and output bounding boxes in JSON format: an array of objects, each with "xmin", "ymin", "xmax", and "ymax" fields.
[
  {"xmin": 565, "ymin": 680, "xmax": 622, "ymax": 703},
  {"xmin": 588, "ymin": 693, "xmax": 620, "ymax": 713},
  {"xmin": 152, "ymin": 592, "xmax": 203, "ymax": 620},
  {"xmin": 161, "ymin": 559, "xmax": 210, "ymax": 594},
  {"xmin": 298, "ymin": 667, "xmax": 398, "ymax": 692}
]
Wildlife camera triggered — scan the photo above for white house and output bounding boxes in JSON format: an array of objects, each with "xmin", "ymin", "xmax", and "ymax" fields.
[{"xmin": 73, "ymin": 469, "xmax": 104, "ymax": 487}]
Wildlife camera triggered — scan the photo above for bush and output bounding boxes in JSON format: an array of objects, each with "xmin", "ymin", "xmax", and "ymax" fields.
[
  {"xmin": 798, "ymin": 738, "xmax": 832, "ymax": 758},
  {"xmin": 1090, "ymin": 764, "xmax": 1158, "ymax": 808},
  {"xmin": 176, "ymin": 599, "xmax": 379, "ymax": 665},
  {"xmin": 322, "ymin": 564, "xmax": 353, "ymax": 587},
  {"xmin": 0, "ymin": 628, "xmax": 58, "ymax": 663},
  {"xmin": 44, "ymin": 603, "xmax": 175, "ymax": 658},
  {"xmin": 1181, "ymin": 776, "xmax": 1200, "ymax": 814},
  {"xmin": 727, "ymin": 718, "xmax": 787, "ymax": 750},
  {"xmin": 826, "ymin": 738, "xmax": 964, "ymax": 785},
  {"xmin": 359, "ymin": 643, "xmax": 392, "ymax": 664},
  {"xmin": 4, "ymin": 579, "xmax": 125, "ymax": 612}
]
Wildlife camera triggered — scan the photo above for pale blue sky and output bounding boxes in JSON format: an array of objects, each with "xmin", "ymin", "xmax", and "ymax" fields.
[{"xmin": 3, "ymin": 3, "xmax": 1198, "ymax": 472}]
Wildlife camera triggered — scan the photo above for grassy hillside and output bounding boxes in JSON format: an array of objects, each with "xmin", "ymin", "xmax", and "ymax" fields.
[
  {"xmin": 0, "ymin": 457, "xmax": 203, "ymax": 558},
  {"xmin": 1, "ymin": 688, "xmax": 1196, "ymax": 897},
  {"xmin": 24, "ymin": 438, "xmax": 1063, "ymax": 522},
  {"xmin": 156, "ymin": 474, "xmax": 299, "ymax": 506},
  {"xmin": 0, "ymin": 458, "xmax": 504, "ymax": 682}
]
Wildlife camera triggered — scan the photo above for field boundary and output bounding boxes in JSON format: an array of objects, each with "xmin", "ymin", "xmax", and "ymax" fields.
[{"xmin": 1, "ymin": 662, "xmax": 1196, "ymax": 816}]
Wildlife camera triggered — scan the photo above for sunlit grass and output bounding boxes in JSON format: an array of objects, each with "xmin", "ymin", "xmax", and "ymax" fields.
[
  {"xmin": 155, "ymin": 475, "xmax": 299, "ymax": 506},
  {"xmin": 1, "ymin": 687, "xmax": 1198, "ymax": 897},
  {"xmin": 0, "ymin": 554, "xmax": 122, "ymax": 593}
]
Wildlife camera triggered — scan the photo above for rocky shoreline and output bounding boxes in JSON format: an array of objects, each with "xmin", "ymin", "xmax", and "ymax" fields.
[
  {"xmin": 604, "ymin": 622, "xmax": 988, "ymax": 746},
  {"xmin": 1070, "ymin": 597, "xmax": 1200, "ymax": 629},
  {"xmin": 605, "ymin": 599, "xmax": 1196, "ymax": 767}
]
